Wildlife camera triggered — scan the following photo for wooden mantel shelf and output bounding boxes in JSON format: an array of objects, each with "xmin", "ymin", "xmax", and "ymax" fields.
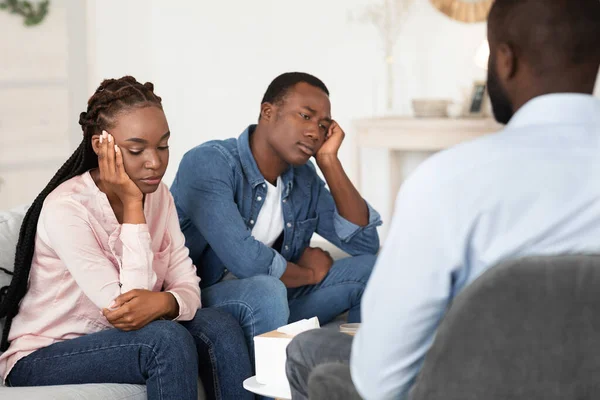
[
  {"xmin": 354, "ymin": 117, "xmax": 502, "ymax": 151},
  {"xmin": 353, "ymin": 117, "xmax": 503, "ymax": 214}
]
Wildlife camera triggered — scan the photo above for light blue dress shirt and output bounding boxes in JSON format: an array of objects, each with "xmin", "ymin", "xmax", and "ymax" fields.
[{"xmin": 351, "ymin": 94, "xmax": 600, "ymax": 399}]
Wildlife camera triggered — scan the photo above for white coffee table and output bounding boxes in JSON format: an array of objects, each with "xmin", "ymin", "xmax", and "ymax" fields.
[{"xmin": 243, "ymin": 376, "xmax": 292, "ymax": 399}]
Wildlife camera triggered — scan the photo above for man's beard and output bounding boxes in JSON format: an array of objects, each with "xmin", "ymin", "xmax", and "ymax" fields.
[{"xmin": 487, "ymin": 60, "xmax": 514, "ymax": 125}]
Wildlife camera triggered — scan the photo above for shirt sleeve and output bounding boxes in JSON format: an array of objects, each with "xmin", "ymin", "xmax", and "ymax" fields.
[
  {"xmin": 313, "ymin": 174, "xmax": 382, "ymax": 255},
  {"xmin": 41, "ymin": 198, "xmax": 157, "ymax": 310},
  {"xmin": 350, "ymin": 169, "xmax": 462, "ymax": 400},
  {"xmin": 175, "ymin": 146, "xmax": 287, "ymax": 279},
  {"xmin": 162, "ymin": 194, "xmax": 201, "ymax": 321}
]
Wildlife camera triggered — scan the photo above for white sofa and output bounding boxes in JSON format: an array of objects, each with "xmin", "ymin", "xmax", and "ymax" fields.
[{"xmin": 0, "ymin": 205, "xmax": 206, "ymax": 400}]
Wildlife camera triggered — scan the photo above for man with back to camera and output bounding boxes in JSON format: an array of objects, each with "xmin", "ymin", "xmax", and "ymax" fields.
[{"xmin": 284, "ymin": 0, "xmax": 600, "ymax": 399}]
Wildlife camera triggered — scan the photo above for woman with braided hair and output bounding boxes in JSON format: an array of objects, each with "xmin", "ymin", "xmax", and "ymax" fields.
[{"xmin": 0, "ymin": 76, "xmax": 253, "ymax": 400}]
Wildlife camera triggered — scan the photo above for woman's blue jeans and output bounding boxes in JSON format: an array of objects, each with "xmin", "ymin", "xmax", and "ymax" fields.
[{"xmin": 7, "ymin": 308, "xmax": 254, "ymax": 400}]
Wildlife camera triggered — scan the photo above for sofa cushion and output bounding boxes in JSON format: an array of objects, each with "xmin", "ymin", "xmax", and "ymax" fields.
[
  {"xmin": 0, "ymin": 204, "xmax": 28, "ymax": 275},
  {"xmin": 0, "ymin": 205, "xmax": 29, "ymax": 343},
  {"xmin": 0, "ymin": 377, "xmax": 207, "ymax": 400},
  {"xmin": 0, "ymin": 382, "xmax": 147, "ymax": 400}
]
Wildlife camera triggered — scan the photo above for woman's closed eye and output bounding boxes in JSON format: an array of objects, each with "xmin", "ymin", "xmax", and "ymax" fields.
[{"xmin": 128, "ymin": 145, "xmax": 169, "ymax": 156}]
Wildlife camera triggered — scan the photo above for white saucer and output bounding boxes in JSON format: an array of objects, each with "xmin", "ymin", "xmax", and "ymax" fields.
[{"xmin": 243, "ymin": 376, "xmax": 292, "ymax": 399}]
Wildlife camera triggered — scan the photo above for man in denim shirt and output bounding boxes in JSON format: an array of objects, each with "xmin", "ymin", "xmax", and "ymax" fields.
[{"xmin": 171, "ymin": 72, "xmax": 381, "ymax": 356}]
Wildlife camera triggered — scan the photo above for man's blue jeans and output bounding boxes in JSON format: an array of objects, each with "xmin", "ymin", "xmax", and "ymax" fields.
[
  {"xmin": 201, "ymin": 254, "xmax": 376, "ymax": 358},
  {"xmin": 7, "ymin": 308, "xmax": 253, "ymax": 400}
]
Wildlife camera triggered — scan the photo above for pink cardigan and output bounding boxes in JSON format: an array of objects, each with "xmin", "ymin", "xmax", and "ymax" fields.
[{"xmin": 0, "ymin": 171, "xmax": 201, "ymax": 381}]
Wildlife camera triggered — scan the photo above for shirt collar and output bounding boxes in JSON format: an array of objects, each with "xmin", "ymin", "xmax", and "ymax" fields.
[
  {"xmin": 507, "ymin": 93, "xmax": 600, "ymax": 130},
  {"xmin": 236, "ymin": 125, "xmax": 295, "ymax": 191}
]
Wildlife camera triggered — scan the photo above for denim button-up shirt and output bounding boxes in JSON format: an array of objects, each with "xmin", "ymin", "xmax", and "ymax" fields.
[{"xmin": 171, "ymin": 125, "xmax": 382, "ymax": 288}]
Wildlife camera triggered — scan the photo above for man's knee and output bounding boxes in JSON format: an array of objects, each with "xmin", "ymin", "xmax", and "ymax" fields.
[
  {"xmin": 334, "ymin": 254, "xmax": 377, "ymax": 285},
  {"xmin": 225, "ymin": 275, "xmax": 289, "ymax": 334},
  {"xmin": 286, "ymin": 329, "xmax": 317, "ymax": 367},
  {"xmin": 308, "ymin": 363, "xmax": 362, "ymax": 400},
  {"xmin": 244, "ymin": 275, "xmax": 289, "ymax": 316},
  {"xmin": 246, "ymin": 275, "xmax": 287, "ymax": 298},
  {"xmin": 287, "ymin": 329, "xmax": 351, "ymax": 368},
  {"xmin": 353, "ymin": 253, "xmax": 377, "ymax": 280}
]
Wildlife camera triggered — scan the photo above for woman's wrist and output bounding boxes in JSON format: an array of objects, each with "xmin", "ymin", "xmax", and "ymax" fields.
[
  {"xmin": 160, "ymin": 292, "xmax": 179, "ymax": 320},
  {"xmin": 122, "ymin": 200, "xmax": 146, "ymax": 224}
]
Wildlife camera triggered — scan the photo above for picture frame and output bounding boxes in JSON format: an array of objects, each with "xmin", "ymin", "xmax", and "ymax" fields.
[{"xmin": 465, "ymin": 80, "xmax": 488, "ymax": 117}]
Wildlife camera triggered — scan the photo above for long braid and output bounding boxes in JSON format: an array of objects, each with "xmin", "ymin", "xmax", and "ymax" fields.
[{"xmin": 0, "ymin": 76, "xmax": 162, "ymax": 351}]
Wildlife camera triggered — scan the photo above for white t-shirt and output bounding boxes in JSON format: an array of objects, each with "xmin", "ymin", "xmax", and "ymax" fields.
[
  {"xmin": 251, "ymin": 176, "xmax": 284, "ymax": 247},
  {"xmin": 222, "ymin": 176, "xmax": 284, "ymax": 281}
]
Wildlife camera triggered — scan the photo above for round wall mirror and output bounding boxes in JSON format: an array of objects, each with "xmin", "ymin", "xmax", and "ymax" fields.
[{"xmin": 430, "ymin": 0, "xmax": 493, "ymax": 23}]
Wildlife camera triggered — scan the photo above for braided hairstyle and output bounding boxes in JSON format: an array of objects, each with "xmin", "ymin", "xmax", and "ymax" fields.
[{"xmin": 0, "ymin": 76, "xmax": 162, "ymax": 351}]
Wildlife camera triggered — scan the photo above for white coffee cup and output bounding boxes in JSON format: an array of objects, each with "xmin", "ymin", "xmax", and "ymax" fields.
[{"xmin": 339, "ymin": 323, "xmax": 360, "ymax": 335}]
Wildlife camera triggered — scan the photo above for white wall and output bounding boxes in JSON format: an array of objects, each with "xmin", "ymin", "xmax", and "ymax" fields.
[
  {"xmin": 0, "ymin": 0, "xmax": 87, "ymax": 210},
  {"xmin": 2, "ymin": 0, "xmax": 597, "ymax": 227},
  {"xmin": 87, "ymin": 0, "xmax": 487, "ymax": 230}
]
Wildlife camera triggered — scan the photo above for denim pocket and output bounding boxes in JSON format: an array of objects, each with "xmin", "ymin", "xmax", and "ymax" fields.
[{"xmin": 294, "ymin": 216, "xmax": 319, "ymax": 250}]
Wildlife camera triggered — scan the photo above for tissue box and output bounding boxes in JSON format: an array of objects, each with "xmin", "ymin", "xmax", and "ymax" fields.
[
  {"xmin": 254, "ymin": 317, "xmax": 320, "ymax": 390},
  {"xmin": 254, "ymin": 329, "xmax": 295, "ymax": 389}
]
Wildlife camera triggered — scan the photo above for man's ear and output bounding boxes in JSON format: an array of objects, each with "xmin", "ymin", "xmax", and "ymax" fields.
[
  {"xmin": 495, "ymin": 42, "xmax": 517, "ymax": 81},
  {"xmin": 260, "ymin": 103, "xmax": 274, "ymax": 122}
]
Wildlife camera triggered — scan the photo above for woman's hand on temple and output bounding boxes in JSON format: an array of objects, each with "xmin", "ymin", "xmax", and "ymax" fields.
[{"xmin": 98, "ymin": 130, "xmax": 144, "ymax": 205}]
